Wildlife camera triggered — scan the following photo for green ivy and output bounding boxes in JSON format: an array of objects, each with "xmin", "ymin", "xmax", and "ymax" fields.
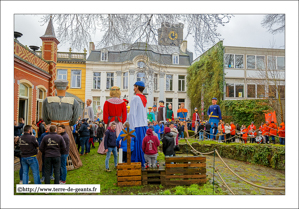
[
  {"xmin": 221, "ymin": 100, "xmax": 273, "ymax": 126},
  {"xmin": 187, "ymin": 41, "xmax": 224, "ymax": 114}
]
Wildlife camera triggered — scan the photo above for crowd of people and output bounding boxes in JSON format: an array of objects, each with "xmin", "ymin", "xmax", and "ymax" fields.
[{"xmin": 14, "ymin": 120, "xmax": 70, "ymax": 185}]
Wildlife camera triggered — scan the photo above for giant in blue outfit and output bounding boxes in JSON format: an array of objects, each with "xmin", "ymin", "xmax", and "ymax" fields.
[
  {"xmin": 207, "ymin": 105, "xmax": 222, "ymax": 135},
  {"xmin": 131, "ymin": 126, "xmax": 147, "ymax": 166}
]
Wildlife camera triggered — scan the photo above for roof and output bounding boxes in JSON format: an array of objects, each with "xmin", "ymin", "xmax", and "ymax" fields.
[
  {"xmin": 87, "ymin": 42, "xmax": 193, "ymax": 66},
  {"xmin": 40, "ymin": 17, "xmax": 56, "ymax": 38}
]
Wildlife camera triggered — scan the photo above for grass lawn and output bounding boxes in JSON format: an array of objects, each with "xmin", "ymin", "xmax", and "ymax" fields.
[{"xmin": 14, "ymin": 146, "xmax": 224, "ymax": 195}]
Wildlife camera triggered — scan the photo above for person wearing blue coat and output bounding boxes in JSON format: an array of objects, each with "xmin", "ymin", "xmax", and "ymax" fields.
[
  {"xmin": 153, "ymin": 121, "xmax": 161, "ymax": 140},
  {"xmin": 116, "ymin": 122, "xmax": 136, "ymax": 163}
]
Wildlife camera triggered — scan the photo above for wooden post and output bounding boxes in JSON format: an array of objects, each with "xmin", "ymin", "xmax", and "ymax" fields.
[{"xmin": 120, "ymin": 129, "xmax": 136, "ymax": 165}]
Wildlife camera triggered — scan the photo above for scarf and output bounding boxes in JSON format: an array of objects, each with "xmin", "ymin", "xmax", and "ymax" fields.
[{"xmin": 136, "ymin": 94, "xmax": 147, "ymax": 107}]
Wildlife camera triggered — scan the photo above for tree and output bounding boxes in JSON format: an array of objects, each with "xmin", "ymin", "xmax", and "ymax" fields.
[
  {"xmin": 247, "ymin": 45, "xmax": 285, "ymax": 123},
  {"xmin": 261, "ymin": 14, "xmax": 285, "ymax": 34},
  {"xmin": 41, "ymin": 14, "xmax": 233, "ymax": 54}
]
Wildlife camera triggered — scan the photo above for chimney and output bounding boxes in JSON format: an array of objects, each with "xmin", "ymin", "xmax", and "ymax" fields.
[
  {"xmin": 89, "ymin": 42, "xmax": 95, "ymax": 54},
  {"xmin": 180, "ymin": 40, "xmax": 187, "ymax": 53}
]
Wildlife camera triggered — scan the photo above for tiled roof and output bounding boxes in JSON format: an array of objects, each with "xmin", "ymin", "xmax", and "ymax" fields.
[{"xmin": 41, "ymin": 17, "xmax": 56, "ymax": 38}]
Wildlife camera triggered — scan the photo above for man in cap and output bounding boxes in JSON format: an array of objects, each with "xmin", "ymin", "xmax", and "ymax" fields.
[
  {"xmin": 129, "ymin": 81, "xmax": 148, "ymax": 167},
  {"xmin": 157, "ymin": 100, "xmax": 167, "ymax": 123},
  {"xmin": 42, "ymin": 79, "xmax": 82, "ymax": 169},
  {"xmin": 147, "ymin": 107, "xmax": 155, "ymax": 122},
  {"xmin": 192, "ymin": 107, "xmax": 200, "ymax": 131}
]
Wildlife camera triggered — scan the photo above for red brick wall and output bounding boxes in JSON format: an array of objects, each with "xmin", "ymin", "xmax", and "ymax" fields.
[{"xmin": 14, "ymin": 64, "xmax": 50, "ymax": 123}]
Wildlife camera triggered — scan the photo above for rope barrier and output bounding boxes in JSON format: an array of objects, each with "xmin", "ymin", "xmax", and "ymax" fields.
[
  {"xmin": 215, "ymin": 169, "xmax": 235, "ymax": 195},
  {"xmin": 184, "ymin": 137, "xmax": 285, "ymax": 191},
  {"xmin": 214, "ymin": 150, "xmax": 285, "ymax": 190}
]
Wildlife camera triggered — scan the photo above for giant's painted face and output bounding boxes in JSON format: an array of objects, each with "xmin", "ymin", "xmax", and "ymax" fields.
[
  {"xmin": 181, "ymin": 103, "xmax": 185, "ymax": 108},
  {"xmin": 168, "ymin": 104, "xmax": 172, "ymax": 110},
  {"xmin": 153, "ymin": 107, "xmax": 157, "ymax": 112},
  {"xmin": 159, "ymin": 102, "xmax": 164, "ymax": 106}
]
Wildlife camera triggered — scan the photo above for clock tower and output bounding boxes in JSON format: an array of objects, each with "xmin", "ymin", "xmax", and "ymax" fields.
[{"xmin": 158, "ymin": 22, "xmax": 184, "ymax": 46}]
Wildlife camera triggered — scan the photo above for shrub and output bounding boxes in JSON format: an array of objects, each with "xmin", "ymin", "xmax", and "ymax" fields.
[
  {"xmin": 163, "ymin": 189, "xmax": 171, "ymax": 195},
  {"xmin": 174, "ymin": 186, "xmax": 186, "ymax": 195}
]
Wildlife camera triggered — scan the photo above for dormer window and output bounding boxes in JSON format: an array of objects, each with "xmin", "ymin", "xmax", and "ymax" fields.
[
  {"xmin": 101, "ymin": 49, "xmax": 108, "ymax": 61},
  {"xmin": 172, "ymin": 54, "xmax": 179, "ymax": 64}
]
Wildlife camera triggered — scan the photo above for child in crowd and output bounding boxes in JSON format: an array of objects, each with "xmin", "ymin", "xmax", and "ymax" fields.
[{"xmin": 142, "ymin": 129, "xmax": 160, "ymax": 168}]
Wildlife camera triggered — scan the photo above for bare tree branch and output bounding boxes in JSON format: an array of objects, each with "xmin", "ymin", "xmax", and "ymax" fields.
[{"xmin": 261, "ymin": 14, "xmax": 285, "ymax": 35}]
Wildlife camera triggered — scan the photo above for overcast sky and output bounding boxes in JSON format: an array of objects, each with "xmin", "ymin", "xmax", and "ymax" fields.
[{"xmin": 14, "ymin": 14, "xmax": 285, "ymax": 58}]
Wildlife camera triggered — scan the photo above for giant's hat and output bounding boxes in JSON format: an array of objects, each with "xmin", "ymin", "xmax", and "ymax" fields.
[
  {"xmin": 134, "ymin": 81, "xmax": 145, "ymax": 87},
  {"xmin": 212, "ymin": 97, "xmax": 217, "ymax": 100},
  {"xmin": 54, "ymin": 79, "xmax": 68, "ymax": 89}
]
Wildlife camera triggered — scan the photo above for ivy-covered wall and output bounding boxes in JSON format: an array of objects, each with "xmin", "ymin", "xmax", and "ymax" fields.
[{"xmin": 187, "ymin": 41, "xmax": 224, "ymax": 115}]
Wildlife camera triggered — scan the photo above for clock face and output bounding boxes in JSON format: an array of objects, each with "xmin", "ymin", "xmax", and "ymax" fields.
[{"xmin": 168, "ymin": 31, "xmax": 178, "ymax": 40}]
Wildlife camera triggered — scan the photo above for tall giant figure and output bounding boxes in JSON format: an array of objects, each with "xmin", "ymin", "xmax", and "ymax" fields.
[
  {"xmin": 98, "ymin": 86, "xmax": 127, "ymax": 154},
  {"xmin": 207, "ymin": 97, "xmax": 222, "ymax": 135},
  {"xmin": 42, "ymin": 79, "xmax": 82, "ymax": 169},
  {"xmin": 129, "ymin": 81, "xmax": 148, "ymax": 167}
]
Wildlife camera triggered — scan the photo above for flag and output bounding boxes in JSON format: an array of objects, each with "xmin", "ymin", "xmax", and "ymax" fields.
[{"xmin": 265, "ymin": 111, "xmax": 277, "ymax": 124}]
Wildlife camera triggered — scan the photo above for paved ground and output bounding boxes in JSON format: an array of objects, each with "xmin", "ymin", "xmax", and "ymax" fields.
[{"xmin": 204, "ymin": 154, "xmax": 285, "ymax": 195}]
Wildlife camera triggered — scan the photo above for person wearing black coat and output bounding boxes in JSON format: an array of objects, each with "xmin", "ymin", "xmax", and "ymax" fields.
[
  {"xmin": 96, "ymin": 123, "xmax": 105, "ymax": 144},
  {"xmin": 197, "ymin": 122, "xmax": 205, "ymax": 141},
  {"xmin": 205, "ymin": 121, "xmax": 211, "ymax": 139},
  {"xmin": 162, "ymin": 127, "xmax": 175, "ymax": 158},
  {"xmin": 78, "ymin": 119, "xmax": 90, "ymax": 155}
]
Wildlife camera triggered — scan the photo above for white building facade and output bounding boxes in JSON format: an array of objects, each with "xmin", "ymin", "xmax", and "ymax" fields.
[{"xmin": 85, "ymin": 42, "xmax": 193, "ymax": 119}]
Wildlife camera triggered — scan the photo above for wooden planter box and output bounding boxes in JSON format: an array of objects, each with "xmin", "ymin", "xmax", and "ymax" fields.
[
  {"xmin": 164, "ymin": 156, "xmax": 207, "ymax": 186},
  {"xmin": 142, "ymin": 167, "xmax": 166, "ymax": 185},
  {"xmin": 117, "ymin": 162, "xmax": 142, "ymax": 187}
]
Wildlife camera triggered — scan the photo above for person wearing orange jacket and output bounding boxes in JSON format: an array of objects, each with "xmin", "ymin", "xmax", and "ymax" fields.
[
  {"xmin": 259, "ymin": 122, "xmax": 265, "ymax": 143},
  {"xmin": 278, "ymin": 122, "xmax": 285, "ymax": 145},
  {"xmin": 269, "ymin": 121, "xmax": 277, "ymax": 144},
  {"xmin": 241, "ymin": 125, "xmax": 248, "ymax": 144},
  {"xmin": 263, "ymin": 121, "xmax": 270, "ymax": 144},
  {"xmin": 230, "ymin": 122, "xmax": 236, "ymax": 142},
  {"xmin": 248, "ymin": 121, "xmax": 257, "ymax": 143}
]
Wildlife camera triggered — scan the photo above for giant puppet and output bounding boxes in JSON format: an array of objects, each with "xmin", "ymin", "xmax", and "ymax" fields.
[
  {"xmin": 207, "ymin": 97, "xmax": 222, "ymax": 135},
  {"xmin": 166, "ymin": 103, "xmax": 174, "ymax": 122},
  {"xmin": 129, "ymin": 81, "xmax": 148, "ymax": 167},
  {"xmin": 97, "ymin": 86, "xmax": 127, "ymax": 154},
  {"xmin": 177, "ymin": 102, "xmax": 189, "ymax": 137},
  {"xmin": 41, "ymin": 79, "xmax": 82, "ymax": 169},
  {"xmin": 192, "ymin": 107, "xmax": 200, "ymax": 131},
  {"xmin": 157, "ymin": 100, "xmax": 167, "ymax": 123}
]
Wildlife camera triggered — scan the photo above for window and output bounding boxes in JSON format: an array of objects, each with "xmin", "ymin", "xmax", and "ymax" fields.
[
  {"xmin": 226, "ymin": 84, "xmax": 234, "ymax": 97},
  {"xmin": 235, "ymin": 55, "xmax": 244, "ymax": 68},
  {"xmin": 57, "ymin": 69, "xmax": 67, "ymax": 80},
  {"xmin": 93, "ymin": 72, "xmax": 101, "ymax": 89},
  {"xmin": 92, "ymin": 97, "xmax": 101, "ymax": 114},
  {"xmin": 247, "ymin": 55, "xmax": 255, "ymax": 69},
  {"xmin": 257, "ymin": 85, "xmax": 266, "ymax": 98},
  {"xmin": 137, "ymin": 61, "xmax": 145, "ymax": 68},
  {"xmin": 136, "ymin": 72, "xmax": 147, "ymax": 93},
  {"xmin": 268, "ymin": 85, "xmax": 276, "ymax": 98},
  {"xmin": 166, "ymin": 98, "xmax": 173, "ymax": 108},
  {"xmin": 106, "ymin": 73, "xmax": 114, "ymax": 89},
  {"xmin": 267, "ymin": 56, "xmax": 277, "ymax": 70},
  {"xmin": 123, "ymin": 72, "xmax": 128, "ymax": 90},
  {"xmin": 154, "ymin": 97, "xmax": 159, "ymax": 107},
  {"xmin": 277, "ymin": 57, "xmax": 285, "ymax": 70},
  {"xmin": 154, "ymin": 73, "xmax": 158, "ymax": 91},
  {"xmin": 172, "ymin": 54, "xmax": 179, "ymax": 64},
  {"xmin": 178, "ymin": 99, "xmax": 185, "ymax": 109},
  {"xmin": 235, "ymin": 84, "xmax": 244, "ymax": 98},
  {"xmin": 36, "ymin": 88, "xmax": 45, "ymax": 121},
  {"xmin": 20, "ymin": 83, "xmax": 29, "ymax": 97},
  {"xmin": 71, "ymin": 70, "xmax": 81, "ymax": 88},
  {"xmin": 256, "ymin": 56, "xmax": 265, "ymax": 70},
  {"xmin": 101, "ymin": 49, "xmax": 108, "ymax": 61},
  {"xmin": 178, "ymin": 75, "xmax": 185, "ymax": 92},
  {"xmin": 247, "ymin": 84, "xmax": 256, "ymax": 98},
  {"xmin": 166, "ymin": 75, "xmax": 173, "ymax": 91},
  {"xmin": 278, "ymin": 85, "xmax": 285, "ymax": 99},
  {"xmin": 224, "ymin": 54, "xmax": 234, "ymax": 68}
]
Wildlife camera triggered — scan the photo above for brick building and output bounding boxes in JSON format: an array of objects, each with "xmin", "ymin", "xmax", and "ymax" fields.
[{"xmin": 14, "ymin": 17, "xmax": 59, "ymax": 125}]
